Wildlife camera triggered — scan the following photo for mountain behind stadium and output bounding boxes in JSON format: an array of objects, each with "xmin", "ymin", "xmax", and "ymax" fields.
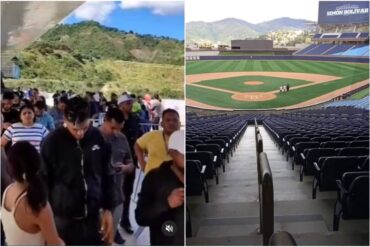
[
  {"xmin": 9, "ymin": 21, "xmax": 184, "ymax": 98},
  {"xmin": 186, "ymin": 17, "xmax": 310, "ymax": 44}
]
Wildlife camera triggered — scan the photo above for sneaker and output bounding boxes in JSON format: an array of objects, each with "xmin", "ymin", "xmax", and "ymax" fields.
[
  {"xmin": 114, "ymin": 231, "xmax": 126, "ymax": 245},
  {"xmin": 120, "ymin": 221, "xmax": 134, "ymax": 235},
  {"xmin": 122, "ymin": 225, "xmax": 134, "ymax": 235}
]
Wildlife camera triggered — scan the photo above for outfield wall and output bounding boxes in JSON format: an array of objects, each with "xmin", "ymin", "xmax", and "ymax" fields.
[{"xmin": 197, "ymin": 55, "xmax": 369, "ymax": 63}]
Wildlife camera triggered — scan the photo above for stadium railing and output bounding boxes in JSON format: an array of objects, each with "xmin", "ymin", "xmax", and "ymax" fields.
[{"xmin": 259, "ymin": 152, "xmax": 274, "ymax": 245}]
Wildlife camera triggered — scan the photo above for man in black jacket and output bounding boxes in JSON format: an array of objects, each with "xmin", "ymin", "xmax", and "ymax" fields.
[
  {"xmin": 135, "ymin": 130, "xmax": 184, "ymax": 246},
  {"xmin": 41, "ymin": 96, "xmax": 114, "ymax": 245}
]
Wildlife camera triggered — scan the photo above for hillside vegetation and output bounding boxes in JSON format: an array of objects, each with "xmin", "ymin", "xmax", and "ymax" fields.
[
  {"xmin": 186, "ymin": 17, "xmax": 312, "ymax": 45},
  {"xmin": 9, "ymin": 21, "xmax": 184, "ymax": 98}
]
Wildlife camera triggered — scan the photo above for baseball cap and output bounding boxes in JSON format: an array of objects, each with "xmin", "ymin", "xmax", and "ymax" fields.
[
  {"xmin": 168, "ymin": 130, "xmax": 184, "ymax": 155},
  {"xmin": 117, "ymin": 95, "xmax": 133, "ymax": 105}
]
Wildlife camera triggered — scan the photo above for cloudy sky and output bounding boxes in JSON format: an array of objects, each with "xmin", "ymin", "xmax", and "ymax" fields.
[
  {"xmin": 186, "ymin": 0, "xmax": 324, "ymax": 23},
  {"xmin": 63, "ymin": 0, "xmax": 184, "ymax": 40}
]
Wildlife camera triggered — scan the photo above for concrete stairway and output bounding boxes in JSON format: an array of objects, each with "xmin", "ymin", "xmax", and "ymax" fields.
[{"xmin": 186, "ymin": 125, "xmax": 369, "ymax": 246}]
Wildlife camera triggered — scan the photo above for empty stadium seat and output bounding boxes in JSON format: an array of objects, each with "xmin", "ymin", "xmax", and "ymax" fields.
[
  {"xmin": 336, "ymin": 147, "xmax": 369, "ymax": 156},
  {"xmin": 312, "ymin": 156, "xmax": 364, "ymax": 199},
  {"xmin": 187, "ymin": 140, "xmax": 203, "ymax": 147},
  {"xmin": 282, "ymin": 134, "xmax": 301, "ymax": 153},
  {"xmin": 293, "ymin": 142, "xmax": 320, "ymax": 169},
  {"xmin": 186, "ymin": 160, "xmax": 209, "ymax": 203},
  {"xmin": 287, "ymin": 137, "xmax": 310, "ymax": 162},
  {"xmin": 358, "ymin": 32, "xmax": 369, "ymax": 38},
  {"xmin": 194, "ymin": 136, "xmax": 211, "ymax": 142},
  {"xmin": 196, "ymin": 144, "xmax": 224, "ymax": 172},
  {"xmin": 340, "ymin": 33, "xmax": 358, "ymax": 39},
  {"xmin": 333, "ymin": 172, "xmax": 369, "ymax": 230},
  {"xmin": 311, "ymin": 137, "xmax": 332, "ymax": 143},
  {"xmin": 301, "ymin": 148, "xmax": 337, "ymax": 181},
  {"xmin": 295, "ymin": 44, "xmax": 316, "ymax": 55},
  {"xmin": 205, "ymin": 139, "xmax": 229, "ymax": 163},
  {"xmin": 320, "ymin": 141, "xmax": 347, "ymax": 149},
  {"xmin": 340, "ymin": 44, "xmax": 369, "ymax": 56},
  {"xmin": 356, "ymin": 136, "xmax": 369, "ymax": 140},
  {"xmin": 187, "ymin": 145, "xmax": 196, "ymax": 152},
  {"xmin": 333, "ymin": 136, "xmax": 354, "ymax": 142},
  {"xmin": 187, "ymin": 151, "xmax": 218, "ymax": 184},
  {"xmin": 347, "ymin": 140, "xmax": 369, "ymax": 148},
  {"xmin": 304, "ymin": 44, "xmax": 334, "ymax": 55}
]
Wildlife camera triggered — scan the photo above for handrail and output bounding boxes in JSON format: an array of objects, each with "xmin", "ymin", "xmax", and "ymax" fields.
[
  {"xmin": 259, "ymin": 152, "xmax": 274, "ymax": 246},
  {"xmin": 256, "ymin": 133, "xmax": 263, "ymax": 184},
  {"xmin": 255, "ymin": 122, "xmax": 263, "ymax": 237},
  {"xmin": 269, "ymin": 231, "xmax": 297, "ymax": 246}
]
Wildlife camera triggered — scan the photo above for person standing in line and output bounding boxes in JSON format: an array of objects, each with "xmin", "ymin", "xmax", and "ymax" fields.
[
  {"xmin": 1, "ymin": 92, "xmax": 19, "ymax": 133},
  {"xmin": 12, "ymin": 92, "xmax": 21, "ymax": 110},
  {"xmin": 135, "ymin": 129, "xmax": 184, "ymax": 246},
  {"xmin": 1, "ymin": 141, "xmax": 64, "ymax": 245},
  {"xmin": 286, "ymin": 83, "xmax": 290, "ymax": 92},
  {"xmin": 135, "ymin": 108, "xmax": 181, "ymax": 174},
  {"xmin": 144, "ymin": 94, "xmax": 152, "ymax": 126},
  {"xmin": 40, "ymin": 96, "xmax": 114, "ymax": 245},
  {"xmin": 34, "ymin": 101, "xmax": 55, "ymax": 131},
  {"xmin": 48, "ymin": 95, "xmax": 68, "ymax": 128},
  {"xmin": 138, "ymin": 95, "xmax": 151, "ymax": 134},
  {"xmin": 108, "ymin": 93, "xmax": 118, "ymax": 109},
  {"xmin": 1, "ymin": 104, "xmax": 49, "ymax": 153},
  {"xmin": 29, "ymin": 88, "xmax": 41, "ymax": 105},
  {"xmin": 1, "ymin": 147, "xmax": 11, "ymax": 246},
  {"xmin": 99, "ymin": 108, "xmax": 134, "ymax": 244},
  {"xmin": 117, "ymin": 94, "xmax": 141, "ymax": 234},
  {"xmin": 131, "ymin": 94, "xmax": 142, "ymax": 116},
  {"xmin": 150, "ymin": 94, "xmax": 162, "ymax": 130}
]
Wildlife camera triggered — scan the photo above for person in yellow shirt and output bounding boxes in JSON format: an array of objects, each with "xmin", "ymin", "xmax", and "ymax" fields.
[{"xmin": 135, "ymin": 108, "xmax": 181, "ymax": 174}]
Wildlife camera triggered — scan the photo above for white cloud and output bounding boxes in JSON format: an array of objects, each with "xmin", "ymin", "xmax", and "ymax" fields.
[
  {"xmin": 186, "ymin": 0, "xmax": 320, "ymax": 23},
  {"xmin": 73, "ymin": 2, "xmax": 116, "ymax": 23},
  {"xmin": 120, "ymin": 0, "xmax": 184, "ymax": 16}
]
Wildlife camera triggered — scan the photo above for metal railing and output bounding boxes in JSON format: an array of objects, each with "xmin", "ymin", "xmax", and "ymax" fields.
[
  {"xmin": 255, "ymin": 122, "xmax": 274, "ymax": 245},
  {"xmin": 259, "ymin": 152, "xmax": 274, "ymax": 245},
  {"xmin": 269, "ymin": 231, "xmax": 297, "ymax": 246}
]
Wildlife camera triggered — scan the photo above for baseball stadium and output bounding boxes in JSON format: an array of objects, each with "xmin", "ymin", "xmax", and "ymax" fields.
[{"xmin": 186, "ymin": 1, "xmax": 369, "ymax": 246}]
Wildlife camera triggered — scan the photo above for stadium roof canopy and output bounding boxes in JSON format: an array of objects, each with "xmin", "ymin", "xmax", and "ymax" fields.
[{"xmin": 1, "ymin": 1, "xmax": 83, "ymax": 73}]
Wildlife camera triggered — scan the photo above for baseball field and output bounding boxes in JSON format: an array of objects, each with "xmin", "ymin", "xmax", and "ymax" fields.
[{"xmin": 186, "ymin": 60, "xmax": 369, "ymax": 110}]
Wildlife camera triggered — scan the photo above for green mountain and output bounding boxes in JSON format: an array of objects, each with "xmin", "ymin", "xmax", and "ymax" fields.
[
  {"xmin": 11, "ymin": 21, "xmax": 184, "ymax": 98},
  {"xmin": 186, "ymin": 17, "xmax": 310, "ymax": 45}
]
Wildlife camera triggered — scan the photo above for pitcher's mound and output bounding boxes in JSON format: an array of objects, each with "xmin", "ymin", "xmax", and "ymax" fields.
[
  {"xmin": 244, "ymin": 81, "xmax": 264, "ymax": 85},
  {"xmin": 232, "ymin": 92, "xmax": 276, "ymax": 101}
]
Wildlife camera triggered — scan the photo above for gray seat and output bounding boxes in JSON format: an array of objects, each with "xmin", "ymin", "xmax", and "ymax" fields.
[
  {"xmin": 333, "ymin": 172, "xmax": 369, "ymax": 230},
  {"xmin": 312, "ymin": 156, "xmax": 363, "ymax": 199}
]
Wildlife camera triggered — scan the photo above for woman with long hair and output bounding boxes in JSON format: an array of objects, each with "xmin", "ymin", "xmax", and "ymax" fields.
[
  {"xmin": 1, "ymin": 104, "xmax": 49, "ymax": 152},
  {"xmin": 1, "ymin": 141, "xmax": 64, "ymax": 245}
]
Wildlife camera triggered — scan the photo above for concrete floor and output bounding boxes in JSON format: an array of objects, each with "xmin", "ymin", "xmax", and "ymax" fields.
[
  {"xmin": 187, "ymin": 125, "xmax": 369, "ymax": 246},
  {"xmin": 115, "ymin": 168, "xmax": 150, "ymax": 245}
]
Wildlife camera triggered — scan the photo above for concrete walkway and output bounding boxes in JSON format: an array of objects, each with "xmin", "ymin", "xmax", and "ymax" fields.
[{"xmin": 187, "ymin": 125, "xmax": 369, "ymax": 246}]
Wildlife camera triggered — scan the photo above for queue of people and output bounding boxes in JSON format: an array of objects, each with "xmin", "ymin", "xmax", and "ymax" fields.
[{"xmin": 0, "ymin": 86, "xmax": 183, "ymax": 246}]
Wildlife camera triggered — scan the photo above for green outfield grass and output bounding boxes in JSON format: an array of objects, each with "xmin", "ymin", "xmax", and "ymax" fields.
[
  {"xmin": 350, "ymin": 88, "xmax": 369, "ymax": 100},
  {"xmin": 196, "ymin": 75, "xmax": 310, "ymax": 92},
  {"xmin": 186, "ymin": 60, "xmax": 369, "ymax": 109}
]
